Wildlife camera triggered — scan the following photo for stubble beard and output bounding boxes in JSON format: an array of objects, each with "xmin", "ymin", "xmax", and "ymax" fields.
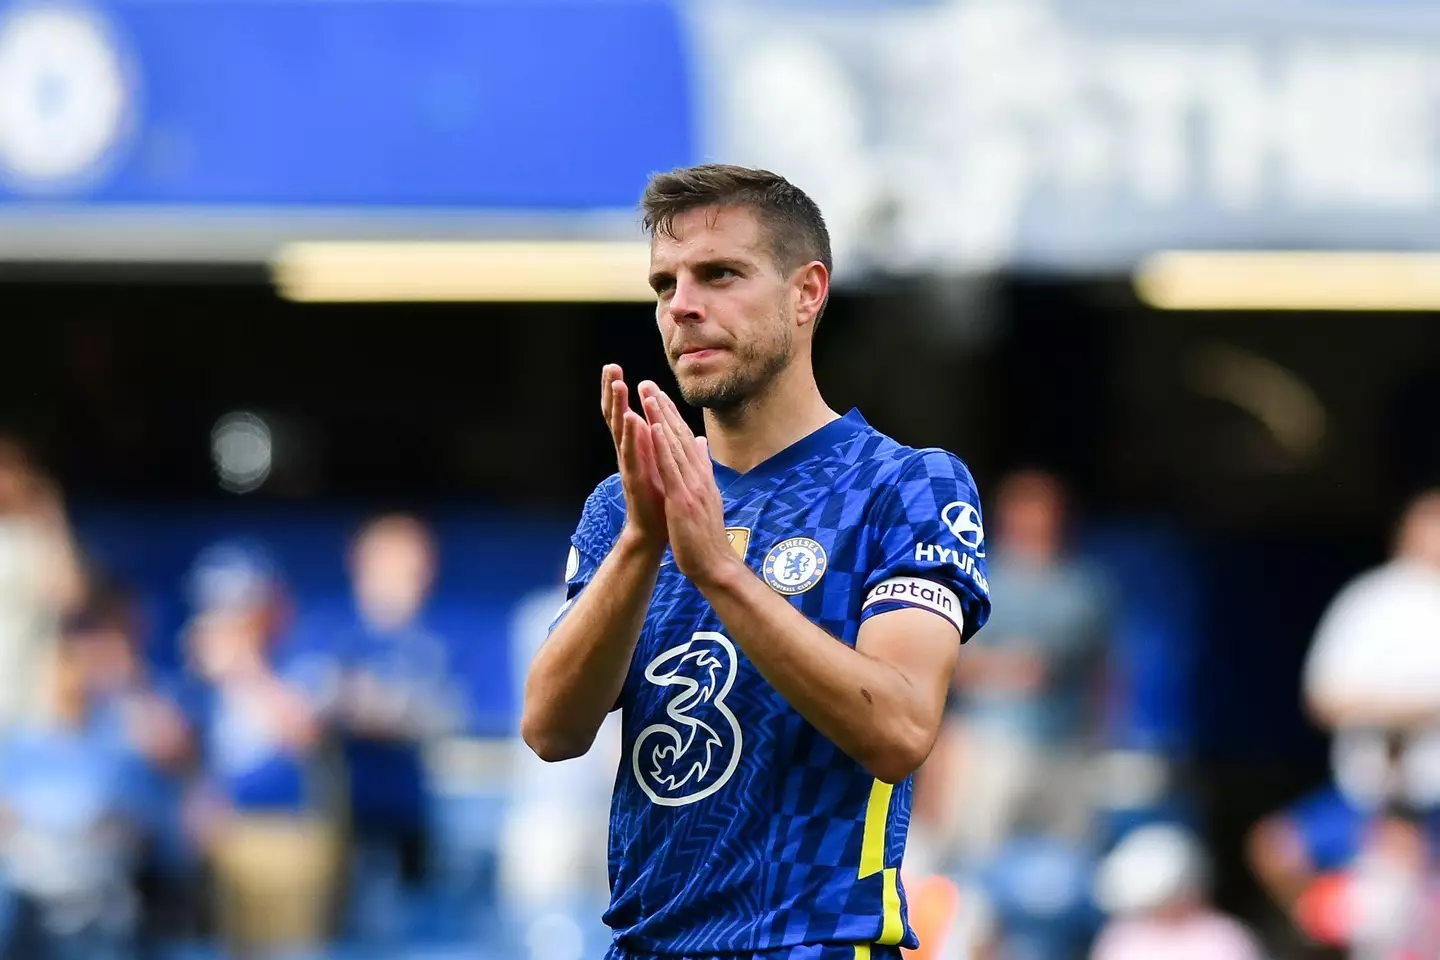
[{"xmin": 674, "ymin": 324, "xmax": 794, "ymax": 418}]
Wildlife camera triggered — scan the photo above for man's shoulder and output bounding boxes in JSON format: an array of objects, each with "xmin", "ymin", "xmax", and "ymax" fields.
[
  {"xmin": 587, "ymin": 471, "xmax": 625, "ymax": 503},
  {"xmin": 577, "ymin": 472, "xmax": 627, "ymax": 532},
  {"xmin": 843, "ymin": 424, "xmax": 973, "ymax": 479},
  {"xmin": 839, "ymin": 429, "xmax": 978, "ymax": 502}
]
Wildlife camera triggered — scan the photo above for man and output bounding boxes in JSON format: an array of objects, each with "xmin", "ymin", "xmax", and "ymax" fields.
[
  {"xmin": 0, "ymin": 608, "xmax": 148, "ymax": 960},
  {"xmin": 522, "ymin": 164, "xmax": 992, "ymax": 960},
  {"xmin": 0, "ymin": 436, "xmax": 86, "ymax": 733},
  {"xmin": 1304, "ymin": 490, "xmax": 1440, "ymax": 736},
  {"xmin": 294, "ymin": 514, "xmax": 466, "ymax": 941},
  {"xmin": 180, "ymin": 542, "xmax": 345, "ymax": 958},
  {"xmin": 65, "ymin": 571, "xmax": 201, "ymax": 949},
  {"xmin": 923, "ymin": 470, "xmax": 1111, "ymax": 866}
]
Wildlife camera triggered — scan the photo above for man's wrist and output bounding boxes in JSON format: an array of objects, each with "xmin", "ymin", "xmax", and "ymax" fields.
[
  {"xmin": 691, "ymin": 549, "xmax": 753, "ymax": 596},
  {"xmin": 615, "ymin": 525, "xmax": 666, "ymax": 565}
]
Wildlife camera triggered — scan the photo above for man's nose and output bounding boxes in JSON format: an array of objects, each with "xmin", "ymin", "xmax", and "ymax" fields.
[{"xmin": 666, "ymin": 273, "xmax": 705, "ymax": 323}]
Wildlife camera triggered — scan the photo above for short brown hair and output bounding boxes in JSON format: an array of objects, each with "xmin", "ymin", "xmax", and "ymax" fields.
[{"xmin": 641, "ymin": 164, "xmax": 833, "ymax": 283}]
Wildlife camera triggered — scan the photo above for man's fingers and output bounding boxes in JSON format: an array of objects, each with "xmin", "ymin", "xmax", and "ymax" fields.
[
  {"xmin": 645, "ymin": 444, "xmax": 667, "ymax": 493},
  {"xmin": 631, "ymin": 414, "xmax": 666, "ymax": 493},
  {"xmin": 640, "ymin": 386, "xmax": 659, "ymax": 425},
  {"xmin": 601, "ymin": 365, "xmax": 621, "ymax": 420},
  {"xmin": 645, "ymin": 396, "xmax": 694, "ymax": 483},
  {"xmin": 613, "ymin": 378, "xmax": 629, "ymax": 426},
  {"xmin": 624, "ymin": 410, "xmax": 667, "ymax": 491},
  {"xmin": 658, "ymin": 389, "xmax": 691, "ymax": 434},
  {"xmin": 650, "ymin": 420, "xmax": 686, "ymax": 494},
  {"xmin": 618, "ymin": 407, "xmax": 635, "ymax": 468},
  {"xmin": 610, "ymin": 379, "xmax": 631, "ymax": 448},
  {"xmin": 621, "ymin": 407, "xmax": 644, "ymax": 465},
  {"xmin": 655, "ymin": 390, "xmax": 704, "ymax": 471},
  {"xmin": 636, "ymin": 381, "xmax": 710, "ymax": 486},
  {"xmin": 694, "ymin": 435, "xmax": 715, "ymax": 478}
]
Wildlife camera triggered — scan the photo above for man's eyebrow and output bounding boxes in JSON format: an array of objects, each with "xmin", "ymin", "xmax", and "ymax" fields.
[
  {"xmin": 649, "ymin": 256, "xmax": 755, "ymax": 290},
  {"xmin": 696, "ymin": 257, "xmax": 749, "ymax": 271}
]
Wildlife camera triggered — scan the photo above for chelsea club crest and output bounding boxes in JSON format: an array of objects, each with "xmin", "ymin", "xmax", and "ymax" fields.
[{"xmin": 762, "ymin": 537, "xmax": 828, "ymax": 595}]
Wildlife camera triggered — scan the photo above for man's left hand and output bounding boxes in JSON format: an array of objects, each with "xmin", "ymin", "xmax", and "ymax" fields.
[{"xmin": 640, "ymin": 384, "xmax": 742, "ymax": 589}]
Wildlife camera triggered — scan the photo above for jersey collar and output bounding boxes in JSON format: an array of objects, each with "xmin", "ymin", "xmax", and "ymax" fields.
[{"xmin": 711, "ymin": 408, "xmax": 869, "ymax": 498}]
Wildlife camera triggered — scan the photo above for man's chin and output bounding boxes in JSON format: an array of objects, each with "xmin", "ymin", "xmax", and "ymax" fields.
[{"xmin": 677, "ymin": 377, "xmax": 744, "ymax": 412}]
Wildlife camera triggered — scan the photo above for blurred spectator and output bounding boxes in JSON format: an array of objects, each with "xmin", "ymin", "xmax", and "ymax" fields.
[
  {"xmin": 67, "ymin": 572, "xmax": 191, "ymax": 775},
  {"xmin": 499, "ymin": 584, "xmax": 617, "ymax": 960},
  {"xmin": 1091, "ymin": 824, "xmax": 1263, "ymax": 960},
  {"xmin": 0, "ymin": 436, "xmax": 86, "ymax": 733},
  {"xmin": 1304, "ymin": 490, "xmax": 1440, "ymax": 734},
  {"xmin": 1305, "ymin": 806, "xmax": 1440, "ymax": 958},
  {"xmin": 180, "ymin": 543, "xmax": 344, "ymax": 960},
  {"xmin": 918, "ymin": 470, "xmax": 1113, "ymax": 867},
  {"xmin": 0, "ymin": 625, "xmax": 148, "ymax": 960},
  {"xmin": 1264, "ymin": 488, "xmax": 1440, "ymax": 956},
  {"xmin": 65, "ymin": 572, "xmax": 202, "ymax": 949},
  {"xmin": 970, "ymin": 836, "xmax": 1098, "ymax": 960},
  {"xmin": 289, "ymin": 514, "xmax": 466, "ymax": 945},
  {"xmin": 1248, "ymin": 733, "xmax": 1440, "ymax": 957},
  {"xmin": 1278, "ymin": 805, "xmax": 1440, "ymax": 958}
]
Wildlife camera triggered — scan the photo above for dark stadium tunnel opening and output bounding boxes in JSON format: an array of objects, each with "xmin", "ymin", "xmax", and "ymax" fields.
[{"xmin": 4, "ymin": 272, "xmax": 1439, "ymax": 539}]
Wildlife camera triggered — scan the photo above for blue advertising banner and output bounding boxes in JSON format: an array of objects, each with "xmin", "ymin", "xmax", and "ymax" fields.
[
  {"xmin": 14, "ymin": 0, "xmax": 1440, "ymax": 269},
  {"xmin": 0, "ymin": 0, "xmax": 693, "ymax": 251}
]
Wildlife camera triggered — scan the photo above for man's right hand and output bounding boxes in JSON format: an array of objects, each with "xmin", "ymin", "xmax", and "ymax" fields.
[
  {"xmin": 603, "ymin": 364, "xmax": 667, "ymax": 547},
  {"xmin": 523, "ymin": 368, "xmax": 668, "ymax": 762}
]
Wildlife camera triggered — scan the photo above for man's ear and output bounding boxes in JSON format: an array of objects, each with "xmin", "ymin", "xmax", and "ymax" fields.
[{"xmin": 794, "ymin": 261, "xmax": 830, "ymax": 329}]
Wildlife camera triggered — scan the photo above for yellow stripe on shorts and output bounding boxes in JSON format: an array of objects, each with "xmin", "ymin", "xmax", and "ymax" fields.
[{"xmin": 857, "ymin": 779, "xmax": 904, "ymax": 950}]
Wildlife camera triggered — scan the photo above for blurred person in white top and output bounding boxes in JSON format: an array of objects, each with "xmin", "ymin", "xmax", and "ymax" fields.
[
  {"xmin": 0, "ymin": 436, "xmax": 85, "ymax": 732},
  {"xmin": 1304, "ymin": 491, "xmax": 1440, "ymax": 812},
  {"xmin": 1306, "ymin": 490, "xmax": 1440, "ymax": 729},
  {"xmin": 500, "ymin": 582, "xmax": 620, "ymax": 960},
  {"xmin": 1091, "ymin": 824, "xmax": 1265, "ymax": 960}
]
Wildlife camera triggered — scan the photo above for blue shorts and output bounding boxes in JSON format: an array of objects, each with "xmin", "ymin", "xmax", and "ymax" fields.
[{"xmin": 605, "ymin": 946, "xmax": 903, "ymax": 960}]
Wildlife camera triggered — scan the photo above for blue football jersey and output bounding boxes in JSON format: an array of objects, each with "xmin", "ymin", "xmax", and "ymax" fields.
[{"xmin": 554, "ymin": 409, "xmax": 991, "ymax": 955}]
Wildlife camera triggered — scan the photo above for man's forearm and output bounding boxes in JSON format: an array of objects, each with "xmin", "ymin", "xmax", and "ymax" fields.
[
  {"xmin": 699, "ymin": 562, "xmax": 931, "ymax": 783},
  {"xmin": 522, "ymin": 530, "xmax": 662, "ymax": 761}
]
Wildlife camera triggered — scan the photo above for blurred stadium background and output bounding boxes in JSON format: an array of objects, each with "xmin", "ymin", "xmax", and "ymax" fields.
[{"xmin": 3, "ymin": 0, "xmax": 1440, "ymax": 958}]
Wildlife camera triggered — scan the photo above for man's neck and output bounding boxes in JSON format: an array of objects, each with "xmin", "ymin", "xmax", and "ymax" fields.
[{"xmin": 702, "ymin": 365, "xmax": 839, "ymax": 474}]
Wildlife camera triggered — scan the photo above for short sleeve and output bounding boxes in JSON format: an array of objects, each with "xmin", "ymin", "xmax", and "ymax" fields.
[
  {"xmin": 551, "ymin": 475, "xmax": 625, "ymax": 629},
  {"xmin": 1287, "ymin": 788, "xmax": 1361, "ymax": 872},
  {"xmin": 861, "ymin": 449, "xmax": 992, "ymax": 642}
]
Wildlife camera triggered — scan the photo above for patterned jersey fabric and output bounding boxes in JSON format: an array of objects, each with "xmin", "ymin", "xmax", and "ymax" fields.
[{"xmin": 554, "ymin": 409, "xmax": 991, "ymax": 955}]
